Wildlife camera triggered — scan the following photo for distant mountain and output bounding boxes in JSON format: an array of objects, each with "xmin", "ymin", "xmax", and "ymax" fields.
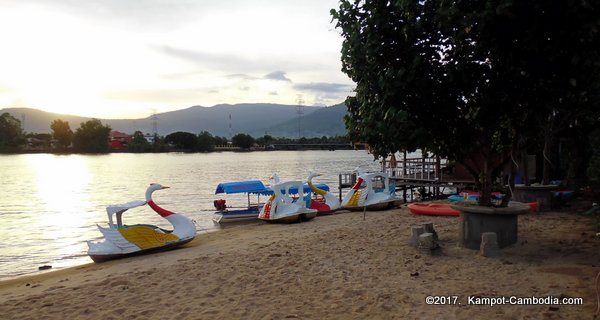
[
  {"xmin": 1, "ymin": 103, "xmax": 348, "ymax": 138},
  {"xmin": 1, "ymin": 108, "xmax": 92, "ymax": 135},
  {"xmin": 154, "ymin": 103, "xmax": 322, "ymax": 137},
  {"xmin": 263, "ymin": 104, "xmax": 347, "ymax": 138}
]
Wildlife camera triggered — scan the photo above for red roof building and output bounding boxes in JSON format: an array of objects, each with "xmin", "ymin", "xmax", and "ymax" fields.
[{"xmin": 110, "ymin": 131, "xmax": 132, "ymax": 150}]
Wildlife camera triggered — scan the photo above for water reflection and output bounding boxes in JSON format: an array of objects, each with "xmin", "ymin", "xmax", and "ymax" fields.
[{"xmin": 0, "ymin": 150, "xmax": 380, "ymax": 279}]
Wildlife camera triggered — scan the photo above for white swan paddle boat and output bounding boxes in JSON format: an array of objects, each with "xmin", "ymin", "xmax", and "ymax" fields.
[
  {"xmin": 306, "ymin": 171, "xmax": 340, "ymax": 214},
  {"xmin": 87, "ymin": 183, "xmax": 197, "ymax": 262},
  {"xmin": 258, "ymin": 179, "xmax": 318, "ymax": 223},
  {"xmin": 341, "ymin": 168, "xmax": 400, "ymax": 210}
]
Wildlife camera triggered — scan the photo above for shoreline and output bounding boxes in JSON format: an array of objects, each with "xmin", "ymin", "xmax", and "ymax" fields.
[{"xmin": 1, "ymin": 206, "xmax": 599, "ymax": 318}]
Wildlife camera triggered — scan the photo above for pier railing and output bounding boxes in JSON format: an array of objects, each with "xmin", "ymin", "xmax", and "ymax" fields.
[{"xmin": 383, "ymin": 156, "xmax": 448, "ymax": 182}]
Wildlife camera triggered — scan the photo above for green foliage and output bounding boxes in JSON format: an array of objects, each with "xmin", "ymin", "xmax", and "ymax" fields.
[
  {"xmin": 50, "ymin": 119, "xmax": 73, "ymax": 149},
  {"xmin": 128, "ymin": 131, "xmax": 151, "ymax": 153},
  {"xmin": 213, "ymin": 136, "xmax": 229, "ymax": 146},
  {"xmin": 73, "ymin": 119, "xmax": 111, "ymax": 153},
  {"xmin": 255, "ymin": 134, "xmax": 275, "ymax": 146},
  {"xmin": 150, "ymin": 134, "xmax": 168, "ymax": 152},
  {"xmin": 197, "ymin": 131, "xmax": 216, "ymax": 152},
  {"xmin": 0, "ymin": 112, "xmax": 23, "ymax": 152},
  {"xmin": 232, "ymin": 133, "xmax": 255, "ymax": 149},
  {"xmin": 164, "ymin": 131, "xmax": 198, "ymax": 151},
  {"xmin": 332, "ymin": 0, "xmax": 600, "ymax": 205}
]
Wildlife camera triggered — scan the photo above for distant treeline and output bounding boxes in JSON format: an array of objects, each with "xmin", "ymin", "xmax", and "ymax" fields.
[{"xmin": 0, "ymin": 114, "xmax": 350, "ymax": 154}]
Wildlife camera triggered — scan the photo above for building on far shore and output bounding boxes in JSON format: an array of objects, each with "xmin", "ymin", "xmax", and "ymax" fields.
[
  {"xmin": 110, "ymin": 131, "xmax": 131, "ymax": 150},
  {"xmin": 143, "ymin": 133, "xmax": 156, "ymax": 144}
]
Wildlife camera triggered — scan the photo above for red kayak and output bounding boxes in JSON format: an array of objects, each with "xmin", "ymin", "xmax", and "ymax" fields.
[
  {"xmin": 527, "ymin": 201, "xmax": 538, "ymax": 213},
  {"xmin": 407, "ymin": 203, "xmax": 460, "ymax": 217}
]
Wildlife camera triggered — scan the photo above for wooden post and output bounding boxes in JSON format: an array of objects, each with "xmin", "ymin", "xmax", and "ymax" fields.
[
  {"xmin": 403, "ymin": 151, "xmax": 408, "ymax": 200},
  {"xmin": 338, "ymin": 173, "xmax": 342, "ymax": 202},
  {"xmin": 421, "ymin": 152, "xmax": 426, "ymax": 180},
  {"xmin": 435, "ymin": 155, "xmax": 441, "ymax": 198}
]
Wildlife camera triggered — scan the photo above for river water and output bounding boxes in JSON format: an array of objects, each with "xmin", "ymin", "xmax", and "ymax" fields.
[{"xmin": 0, "ymin": 150, "xmax": 381, "ymax": 279}]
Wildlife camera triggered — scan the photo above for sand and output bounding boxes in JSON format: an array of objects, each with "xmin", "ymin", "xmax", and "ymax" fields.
[{"xmin": 1, "ymin": 205, "xmax": 599, "ymax": 319}]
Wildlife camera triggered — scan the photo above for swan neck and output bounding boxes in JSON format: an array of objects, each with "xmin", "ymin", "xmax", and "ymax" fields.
[
  {"xmin": 146, "ymin": 188, "xmax": 175, "ymax": 217},
  {"xmin": 307, "ymin": 180, "xmax": 327, "ymax": 196}
]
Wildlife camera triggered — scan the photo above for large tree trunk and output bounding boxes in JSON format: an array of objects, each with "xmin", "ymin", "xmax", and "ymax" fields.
[
  {"xmin": 479, "ymin": 158, "xmax": 493, "ymax": 206},
  {"xmin": 542, "ymin": 134, "xmax": 554, "ymax": 185},
  {"xmin": 522, "ymin": 150, "xmax": 530, "ymax": 186}
]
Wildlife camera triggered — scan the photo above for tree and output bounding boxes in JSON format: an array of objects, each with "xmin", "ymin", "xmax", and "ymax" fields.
[
  {"xmin": 0, "ymin": 112, "xmax": 24, "ymax": 152},
  {"xmin": 73, "ymin": 119, "xmax": 111, "ymax": 153},
  {"xmin": 232, "ymin": 133, "xmax": 255, "ymax": 149},
  {"xmin": 50, "ymin": 119, "xmax": 73, "ymax": 149},
  {"xmin": 586, "ymin": 130, "xmax": 600, "ymax": 188},
  {"xmin": 197, "ymin": 131, "xmax": 215, "ymax": 152},
  {"xmin": 332, "ymin": 0, "xmax": 600, "ymax": 206},
  {"xmin": 128, "ymin": 131, "xmax": 151, "ymax": 152},
  {"xmin": 213, "ymin": 136, "xmax": 229, "ymax": 146},
  {"xmin": 150, "ymin": 134, "xmax": 168, "ymax": 152},
  {"xmin": 256, "ymin": 134, "xmax": 275, "ymax": 147},
  {"xmin": 164, "ymin": 131, "xmax": 198, "ymax": 151}
]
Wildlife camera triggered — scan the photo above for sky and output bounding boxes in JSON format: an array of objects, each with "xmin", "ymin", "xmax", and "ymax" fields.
[{"xmin": 0, "ymin": 0, "xmax": 354, "ymax": 119}]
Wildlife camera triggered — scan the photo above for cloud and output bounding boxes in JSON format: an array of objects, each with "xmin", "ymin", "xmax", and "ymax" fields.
[
  {"xmin": 0, "ymin": 84, "xmax": 13, "ymax": 93},
  {"xmin": 264, "ymin": 71, "xmax": 291, "ymax": 82},
  {"xmin": 18, "ymin": 0, "xmax": 204, "ymax": 29},
  {"xmin": 155, "ymin": 46, "xmax": 338, "ymax": 77},
  {"xmin": 226, "ymin": 74, "xmax": 259, "ymax": 81},
  {"xmin": 156, "ymin": 45, "xmax": 286, "ymax": 73},
  {"xmin": 156, "ymin": 46, "xmax": 232, "ymax": 66},
  {"xmin": 269, "ymin": 91, "xmax": 279, "ymax": 96},
  {"xmin": 293, "ymin": 82, "xmax": 354, "ymax": 93},
  {"xmin": 103, "ymin": 87, "xmax": 209, "ymax": 105}
]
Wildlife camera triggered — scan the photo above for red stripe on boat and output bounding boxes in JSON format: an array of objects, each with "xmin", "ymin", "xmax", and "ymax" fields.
[
  {"xmin": 352, "ymin": 178, "xmax": 364, "ymax": 190},
  {"xmin": 148, "ymin": 200, "xmax": 176, "ymax": 217}
]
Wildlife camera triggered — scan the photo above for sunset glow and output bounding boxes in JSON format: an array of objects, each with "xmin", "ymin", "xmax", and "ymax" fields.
[{"xmin": 0, "ymin": 1, "xmax": 353, "ymax": 119}]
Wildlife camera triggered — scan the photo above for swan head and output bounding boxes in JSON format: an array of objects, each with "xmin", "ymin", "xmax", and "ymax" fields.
[
  {"xmin": 146, "ymin": 183, "xmax": 170, "ymax": 200},
  {"xmin": 148, "ymin": 183, "xmax": 170, "ymax": 191},
  {"xmin": 307, "ymin": 171, "xmax": 321, "ymax": 181},
  {"xmin": 269, "ymin": 173, "xmax": 281, "ymax": 185}
]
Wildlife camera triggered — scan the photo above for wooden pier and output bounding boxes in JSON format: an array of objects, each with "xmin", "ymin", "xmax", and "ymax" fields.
[{"xmin": 338, "ymin": 153, "xmax": 476, "ymax": 202}]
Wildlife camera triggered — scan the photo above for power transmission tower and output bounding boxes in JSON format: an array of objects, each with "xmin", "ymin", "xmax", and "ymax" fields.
[
  {"xmin": 151, "ymin": 109, "xmax": 158, "ymax": 137},
  {"xmin": 229, "ymin": 113, "xmax": 232, "ymax": 142},
  {"xmin": 296, "ymin": 95, "xmax": 304, "ymax": 139}
]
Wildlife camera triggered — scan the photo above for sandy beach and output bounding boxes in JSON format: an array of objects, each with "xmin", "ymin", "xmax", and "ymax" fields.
[{"xmin": 1, "ymin": 204, "xmax": 599, "ymax": 319}]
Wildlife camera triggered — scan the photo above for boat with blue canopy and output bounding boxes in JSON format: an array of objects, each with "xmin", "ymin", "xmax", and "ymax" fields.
[
  {"xmin": 213, "ymin": 180, "xmax": 271, "ymax": 223},
  {"xmin": 212, "ymin": 180, "xmax": 330, "ymax": 223}
]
